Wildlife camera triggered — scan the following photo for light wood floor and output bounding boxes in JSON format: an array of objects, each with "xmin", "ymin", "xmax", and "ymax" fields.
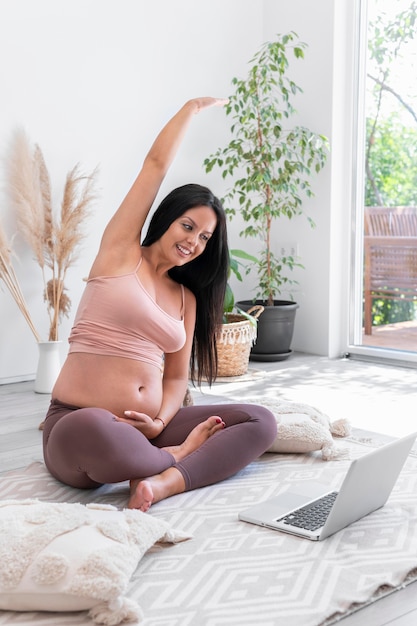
[{"xmin": 1, "ymin": 352, "xmax": 417, "ymax": 625}]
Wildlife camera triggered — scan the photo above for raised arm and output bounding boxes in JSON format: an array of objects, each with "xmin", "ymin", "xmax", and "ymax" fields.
[{"xmin": 93, "ymin": 97, "xmax": 228, "ymax": 271}]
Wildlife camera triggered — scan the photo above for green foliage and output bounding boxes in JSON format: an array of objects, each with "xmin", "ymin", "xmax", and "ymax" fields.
[
  {"xmin": 365, "ymin": 115, "xmax": 417, "ymax": 206},
  {"xmin": 368, "ymin": 1, "xmax": 417, "ymax": 68},
  {"xmin": 365, "ymin": 3, "xmax": 417, "ymax": 328},
  {"xmin": 371, "ymin": 297, "xmax": 416, "ymax": 326},
  {"xmin": 224, "ymin": 249, "xmax": 257, "ymax": 315},
  {"xmin": 366, "ymin": 2, "xmax": 417, "ymax": 206},
  {"xmin": 204, "ymin": 32, "xmax": 329, "ymax": 305}
]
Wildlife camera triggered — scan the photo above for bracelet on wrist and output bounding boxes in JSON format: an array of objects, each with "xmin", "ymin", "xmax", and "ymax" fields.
[{"xmin": 155, "ymin": 417, "xmax": 166, "ymax": 428}]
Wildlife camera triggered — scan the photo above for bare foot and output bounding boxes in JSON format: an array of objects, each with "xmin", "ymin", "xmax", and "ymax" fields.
[
  {"xmin": 128, "ymin": 468, "xmax": 185, "ymax": 511},
  {"xmin": 128, "ymin": 479, "xmax": 154, "ymax": 512},
  {"xmin": 163, "ymin": 415, "xmax": 225, "ymax": 462},
  {"xmin": 128, "ymin": 416, "xmax": 225, "ymax": 511}
]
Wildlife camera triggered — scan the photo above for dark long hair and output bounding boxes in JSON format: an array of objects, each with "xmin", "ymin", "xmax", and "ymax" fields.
[{"xmin": 142, "ymin": 183, "xmax": 229, "ymax": 385}]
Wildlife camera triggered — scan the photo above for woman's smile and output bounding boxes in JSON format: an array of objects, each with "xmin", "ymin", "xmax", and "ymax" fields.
[
  {"xmin": 166, "ymin": 205, "xmax": 217, "ymax": 263},
  {"xmin": 176, "ymin": 243, "xmax": 192, "ymax": 258}
]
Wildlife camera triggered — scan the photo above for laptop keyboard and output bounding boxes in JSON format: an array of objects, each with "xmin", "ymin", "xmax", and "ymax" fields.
[{"xmin": 278, "ymin": 491, "xmax": 338, "ymax": 532}]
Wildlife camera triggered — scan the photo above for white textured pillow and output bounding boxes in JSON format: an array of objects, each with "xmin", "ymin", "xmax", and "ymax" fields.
[
  {"xmin": 266, "ymin": 401, "xmax": 351, "ymax": 459},
  {"xmin": 236, "ymin": 398, "xmax": 351, "ymax": 460},
  {"xmin": 0, "ymin": 499, "xmax": 190, "ymax": 625}
]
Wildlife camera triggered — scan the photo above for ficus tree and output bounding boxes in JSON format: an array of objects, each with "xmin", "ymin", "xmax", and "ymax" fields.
[{"xmin": 204, "ymin": 32, "xmax": 329, "ymax": 306}]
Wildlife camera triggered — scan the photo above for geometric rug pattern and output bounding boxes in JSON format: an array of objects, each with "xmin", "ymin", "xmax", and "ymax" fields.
[{"xmin": 1, "ymin": 433, "xmax": 417, "ymax": 625}]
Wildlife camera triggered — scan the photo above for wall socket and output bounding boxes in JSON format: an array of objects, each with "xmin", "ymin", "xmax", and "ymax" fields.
[{"xmin": 278, "ymin": 242, "xmax": 299, "ymax": 258}]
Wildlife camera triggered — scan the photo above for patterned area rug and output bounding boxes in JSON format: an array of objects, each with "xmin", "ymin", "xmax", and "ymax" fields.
[{"xmin": 1, "ymin": 432, "xmax": 417, "ymax": 625}]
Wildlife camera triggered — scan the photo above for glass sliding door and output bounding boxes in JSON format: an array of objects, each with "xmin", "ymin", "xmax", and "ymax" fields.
[{"xmin": 349, "ymin": 0, "xmax": 417, "ymax": 365}]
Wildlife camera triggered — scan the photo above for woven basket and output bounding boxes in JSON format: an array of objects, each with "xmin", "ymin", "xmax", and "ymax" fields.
[{"xmin": 217, "ymin": 305, "xmax": 264, "ymax": 377}]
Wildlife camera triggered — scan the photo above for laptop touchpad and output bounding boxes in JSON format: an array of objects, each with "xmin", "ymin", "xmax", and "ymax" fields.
[{"xmin": 266, "ymin": 481, "xmax": 332, "ymax": 520}]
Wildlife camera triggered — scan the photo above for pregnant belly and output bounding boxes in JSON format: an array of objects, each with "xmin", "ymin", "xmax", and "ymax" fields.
[{"xmin": 52, "ymin": 353, "xmax": 163, "ymax": 418}]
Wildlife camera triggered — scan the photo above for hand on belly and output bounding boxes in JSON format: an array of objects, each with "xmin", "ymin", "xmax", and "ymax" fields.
[{"xmin": 115, "ymin": 410, "xmax": 163, "ymax": 438}]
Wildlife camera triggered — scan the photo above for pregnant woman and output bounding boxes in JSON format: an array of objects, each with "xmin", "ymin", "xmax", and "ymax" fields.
[{"xmin": 42, "ymin": 97, "xmax": 277, "ymax": 511}]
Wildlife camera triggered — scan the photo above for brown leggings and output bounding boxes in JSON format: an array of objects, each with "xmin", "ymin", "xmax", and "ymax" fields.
[{"xmin": 42, "ymin": 399, "xmax": 277, "ymax": 491}]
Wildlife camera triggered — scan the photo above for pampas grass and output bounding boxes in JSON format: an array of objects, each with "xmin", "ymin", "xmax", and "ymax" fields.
[
  {"xmin": 0, "ymin": 221, "xmax": 41, "ymax": 342},
  {"xmin": 2, "ymin": 129, "xmax": 98, "ymax": 341}
]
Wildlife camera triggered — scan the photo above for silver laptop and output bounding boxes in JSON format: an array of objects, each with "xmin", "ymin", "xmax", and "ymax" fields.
[{"xmin": 239, "ymin": 431, "xmax": 416, "ymax": 541}]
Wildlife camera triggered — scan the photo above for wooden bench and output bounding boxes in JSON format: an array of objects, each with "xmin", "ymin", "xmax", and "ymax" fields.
[{"xmin": 363, "ymin": 207, "xmax": 417, "ymax": 335}]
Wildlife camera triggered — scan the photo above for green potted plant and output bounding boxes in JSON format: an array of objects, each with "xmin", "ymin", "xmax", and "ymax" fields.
[
  {"xmin": 205, "ymin": 32, "xmax": 329, "ymax": 360},
  {"xmin": 216, "ymin": 249, "xmax": 263, "ymax": 377},
  {"xmin": 223, "ymin": 249, "xmax": 257, "ymax": 318}
]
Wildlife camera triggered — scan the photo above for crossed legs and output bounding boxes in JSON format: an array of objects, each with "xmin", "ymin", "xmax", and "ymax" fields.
[
  {"xmin": 42, "ymin": 400, "xmax": 277, "ymax": 510},
  {"xmin": 129, "ymin": 403, "xmax": 277, "ymax": 511}
]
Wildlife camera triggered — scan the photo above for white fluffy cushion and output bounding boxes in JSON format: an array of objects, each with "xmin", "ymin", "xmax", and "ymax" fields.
[
  {"xmin": 0, "ymin": 499, "xmax": 190, "ymax": 625},
  {"xmin": 240, "ymin": 398, "xmax": 351, "ymax": 460}
]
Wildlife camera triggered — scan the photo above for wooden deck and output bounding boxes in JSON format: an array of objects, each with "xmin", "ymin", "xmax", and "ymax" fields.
[{"xmin": 362, "ymin": 319, "xmax": 417, "ymax": 351}]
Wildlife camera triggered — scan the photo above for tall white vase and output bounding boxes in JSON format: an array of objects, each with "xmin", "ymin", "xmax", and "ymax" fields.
[{"xmin": 35, "ymin": 341, "xmax": 62, "ymax": 394}]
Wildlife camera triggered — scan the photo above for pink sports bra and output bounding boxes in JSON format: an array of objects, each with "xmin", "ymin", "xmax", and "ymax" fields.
[{"xmin": 68, "ymin": 259, "xmax": 186, "ymax": 370}]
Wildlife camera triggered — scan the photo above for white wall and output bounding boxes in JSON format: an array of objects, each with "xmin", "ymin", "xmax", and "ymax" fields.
[
  {"xmin": 225, "ymin": 0, "xmax": 357, "ymax": 359},
  {"xmin": 0, "ymin": 0, "xmax": 356, "ymax": 382},
  {"xmin": 260, "ymin": 0, "xmax": 336, "ymax": 356},
  {"xmin": 0, "ymin": 0, "xmax": 262, "ymax": 382}
]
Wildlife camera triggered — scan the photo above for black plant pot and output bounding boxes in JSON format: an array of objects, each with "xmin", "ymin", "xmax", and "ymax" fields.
[{"xmin": 237, "ymin": 299, "xmax": 299, "ymax": 361}]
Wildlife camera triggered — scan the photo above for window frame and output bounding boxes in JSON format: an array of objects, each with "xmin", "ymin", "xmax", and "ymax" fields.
[{"xmin": 346, "ymin": 0, "xmax": 417, "ymax": 367}]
